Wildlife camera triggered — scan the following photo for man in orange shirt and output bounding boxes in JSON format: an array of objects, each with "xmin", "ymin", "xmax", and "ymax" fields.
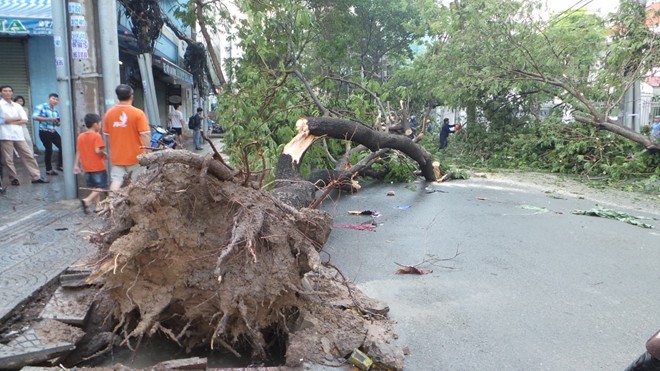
[
  {"xmin": 102, "ymin": 84, "xmax": 151, "ymax": 191},
  {"xmin": 73, "ymin": 113, "xmax": 107, "ymax": 213}
]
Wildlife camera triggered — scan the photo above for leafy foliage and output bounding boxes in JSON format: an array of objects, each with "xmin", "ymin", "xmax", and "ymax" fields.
[
  {"xmin": 430, "ymin": 120, "xmax": 660, "ymax": 192},
  {"xmin": 216, "ymin": 0, "xmax": 427, "ymax": 182}
]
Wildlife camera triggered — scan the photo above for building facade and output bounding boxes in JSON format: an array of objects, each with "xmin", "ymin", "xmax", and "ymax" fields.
[{"xmin": 0, "ymin": 0, "xmax": 194, "ymax": 150}]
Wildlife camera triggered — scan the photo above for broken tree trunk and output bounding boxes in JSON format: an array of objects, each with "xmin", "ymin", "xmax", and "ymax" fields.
[{"xmin": 281, "ymin": 117, "xmax": 437, "ymax": 184}]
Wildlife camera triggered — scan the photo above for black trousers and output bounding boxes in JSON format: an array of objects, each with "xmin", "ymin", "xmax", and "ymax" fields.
[
  {"xmin": 439, "ymin": 134, "xmax": 448, "ymax": 149},
  {"xmin": 39, "ymin": 130, "xmax": 62, "ymax": 171}
]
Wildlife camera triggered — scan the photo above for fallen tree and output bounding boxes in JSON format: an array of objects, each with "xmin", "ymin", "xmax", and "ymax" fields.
[{"xmin": 83, "ymin": 118, "xmax": 440, "ymax": 369}]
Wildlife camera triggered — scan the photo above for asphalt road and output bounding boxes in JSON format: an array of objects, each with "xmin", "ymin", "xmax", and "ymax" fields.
[{"xmin": 323, "ymin": 176, "xmax": 660, "ymax": 371}]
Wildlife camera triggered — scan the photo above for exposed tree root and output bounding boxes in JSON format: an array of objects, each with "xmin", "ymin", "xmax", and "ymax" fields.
[{"xmin": 87, "ymin": 150, "xmax": 404, "ymax": 368}]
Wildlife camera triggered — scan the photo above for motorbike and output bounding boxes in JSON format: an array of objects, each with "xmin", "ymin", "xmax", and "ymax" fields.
[
  {"xmin": 210, "ymin": 120, "xmax": 225, "ymax": 134},
  {"xmin": 150, "ymin": 126, "xmax": 178, "ymax": 150}
]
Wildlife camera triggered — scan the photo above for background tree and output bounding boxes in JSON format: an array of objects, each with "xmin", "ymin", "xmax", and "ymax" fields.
[{"xmin": 411, "ymin": 0, "xmax": 660, "ymax": 152}]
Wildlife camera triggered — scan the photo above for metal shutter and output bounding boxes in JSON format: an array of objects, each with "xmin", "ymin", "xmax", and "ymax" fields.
[
  {"xmin": 0, "ymin": 38, "xmax": 35, "ymax": 141},
  {"xmin": 0, "ymin": 38, "xmax": 31, "ymax": 109}
]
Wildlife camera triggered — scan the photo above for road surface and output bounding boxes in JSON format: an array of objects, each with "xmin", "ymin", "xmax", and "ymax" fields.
[{"xmin": 324, "ymin": 174, "xmax": 660, "ymax": 371}]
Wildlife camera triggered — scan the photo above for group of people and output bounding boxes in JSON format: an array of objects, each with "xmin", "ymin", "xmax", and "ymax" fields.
[
  {"xmin": 0, "ymin": 85, "xmax": 51, "ymax": 188},
  {"xmin": 1, "ymin": 83, "xmax": 207, "ymax": 214}
]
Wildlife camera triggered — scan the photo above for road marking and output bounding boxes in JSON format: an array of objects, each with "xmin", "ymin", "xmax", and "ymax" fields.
[{"xmin": 0, "ymin": 209, "xmax": 46, "ymax": 233}]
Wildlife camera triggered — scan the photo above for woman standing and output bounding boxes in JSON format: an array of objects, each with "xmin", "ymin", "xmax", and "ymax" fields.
[{"xmin": 12, "ymin": 96, "xmax": 37, "ymax": 158}]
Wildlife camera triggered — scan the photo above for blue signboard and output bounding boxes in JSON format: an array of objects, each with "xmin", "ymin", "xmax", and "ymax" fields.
[
  {"xmin": 0, "ymin": 0, "xmax": 52, "ymax": 35},
  {"xmin": 0, "ymin": 18, "xmax": 52, "ymax": 35}
]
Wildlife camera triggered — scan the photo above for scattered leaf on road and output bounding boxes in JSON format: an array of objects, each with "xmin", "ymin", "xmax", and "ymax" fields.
[
  {"xmin": 572, "ymin": 206, "xmax": 655, "ymax": 229},
  {"xmin": 519, "ymin": 205, "xmax": 549, "ymax": 214}
]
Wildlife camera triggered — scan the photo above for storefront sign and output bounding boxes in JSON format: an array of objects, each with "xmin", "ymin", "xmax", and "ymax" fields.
[
  {"xmin": 162, "ymin": 59, "xmax": 194, "ymax": 86},
  {"xmin": 0, "ymin": 18, "xmax": 52, "ymax": 35}
]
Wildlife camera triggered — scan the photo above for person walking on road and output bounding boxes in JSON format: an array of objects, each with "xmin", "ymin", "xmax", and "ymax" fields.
[
  {"xmin": 74, "ymin": 113, "xmax": 108, "ymax": 214},
  {"xmin": 188, "ymin": 107, "xmax": 204, "ymax": 150},
  {"xmin": 103, "ymin": 84, "xmax": 151, "ymax": 192},
  {"xmin": 33, "ymin": 93, "xmax": 64, "ymax": 175},
  {"xmin": 0, "ymin": 85, "xmax": 49, "ymax": 185}
]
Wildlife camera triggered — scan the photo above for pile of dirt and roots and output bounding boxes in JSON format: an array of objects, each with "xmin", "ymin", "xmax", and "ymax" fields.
[{"xmin": 86, "ymin": 153, "xmax": 404, "ymax": 369}]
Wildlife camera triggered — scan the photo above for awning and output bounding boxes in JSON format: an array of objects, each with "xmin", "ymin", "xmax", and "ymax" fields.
[{"xmin": 0, "ymin": 0, "xmax": 52, "ymax": 35}]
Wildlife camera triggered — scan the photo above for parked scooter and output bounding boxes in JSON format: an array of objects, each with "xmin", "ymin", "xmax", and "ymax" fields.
[
  {"xmin": 150, "ymin": 126, "xmax": 178, "ymax": 150},
  {"xmin": 210, "ymin": 120, "xmax": 225, "ymax": 134}
]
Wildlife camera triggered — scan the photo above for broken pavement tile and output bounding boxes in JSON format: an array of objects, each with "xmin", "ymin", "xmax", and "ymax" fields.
[
  {"xmin": 0, "ymin": 320, "xmax": 83, "ymax": 369},
  {"xmin": 59, "ymin": 271, "xmax": 92, "ymax": 288},
  {"xmin": 40, "ymin": 286, "xmax": 96, "ymax": 326}
]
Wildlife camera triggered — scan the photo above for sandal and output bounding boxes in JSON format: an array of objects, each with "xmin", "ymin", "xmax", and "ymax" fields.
[{"xmin": 80, "ymin": 199, "xmax": 89, "ymax": 214}]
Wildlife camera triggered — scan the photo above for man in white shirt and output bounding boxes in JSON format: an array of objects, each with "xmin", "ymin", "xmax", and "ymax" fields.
[{"xmin": 0, "ymin": 85, "xmax": 48, "ymax": 185}]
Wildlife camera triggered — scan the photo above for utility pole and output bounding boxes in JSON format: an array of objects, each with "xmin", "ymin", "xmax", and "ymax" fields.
[
  {"xmin": 622, "ymin": 0, "xmax": 647, "ymax": 132},
  {"xmin": 66, "ymin": 0, "xmax": 104, "ymax": 198},
  {"xmin": 98, "ymin": 0, "xmax": 121, "ymax": 111},
  {"xmin": 51, "ymin": 0, "xmax": 76, "ymax": 199}
]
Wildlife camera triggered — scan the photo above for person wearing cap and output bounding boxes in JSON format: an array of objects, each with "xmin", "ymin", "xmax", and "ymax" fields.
[{"xmin": 651, "ymin": 115, "xmax": 660, "ymax": 140}]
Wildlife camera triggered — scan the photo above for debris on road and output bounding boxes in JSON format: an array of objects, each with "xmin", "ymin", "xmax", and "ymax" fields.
[
  {"xmin": 348, "ymin": 210, "xmax": 381, "ymax": 217},
  {"xmin": 334, "ymin": 221, "xmax": 378, "ymax": 231},
  {"xmin": 348, "ymin": 348, "xmax": 374, "ymax": 370},
  {"xmin": 572, "ymin": 206, "xmax": 655, "ymax": 229},
  {"xmin": 519, "ymin": 205, "xmax": 549, "ymax": 214},
  {"xmin": 387, "ymin": 190, "xmax": 396, "ymax": 196},
  {"xmin": 396, "ymin": 266, "xmax": 433, "ymax": 275}
]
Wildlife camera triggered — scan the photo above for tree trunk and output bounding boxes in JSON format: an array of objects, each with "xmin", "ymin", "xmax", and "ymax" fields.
[
  {"xmin": 287, "ymin": 117, "xmax": 437, "ymax": 182},
  {"xmin": 574, "ymin": 115, "xmax": 660, "ymax": 153},
  {"xmin": 194, "ymin": 0, "xmax": 226, "ymax": 85}
]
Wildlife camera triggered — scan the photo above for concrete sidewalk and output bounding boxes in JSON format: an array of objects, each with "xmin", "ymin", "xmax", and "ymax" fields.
[{"xmin": 0, "ymin": 135, "xmax": 225, "ymax": 323}]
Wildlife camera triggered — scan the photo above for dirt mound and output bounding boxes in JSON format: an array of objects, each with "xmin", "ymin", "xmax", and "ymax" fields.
[{"xmin": 89, "ymin": 153, "xmax": 403, "ymax": 369}]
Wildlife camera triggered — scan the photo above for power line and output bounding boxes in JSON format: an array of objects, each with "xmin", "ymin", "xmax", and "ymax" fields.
[{"xmin": 550, "ymin": 0, "xmax": 594, "ymax": 25}]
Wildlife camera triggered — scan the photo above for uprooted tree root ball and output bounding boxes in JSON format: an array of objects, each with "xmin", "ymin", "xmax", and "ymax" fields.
[{"xmin": 88, "ymin": 151, "xmax": 404, "ymax": 369}]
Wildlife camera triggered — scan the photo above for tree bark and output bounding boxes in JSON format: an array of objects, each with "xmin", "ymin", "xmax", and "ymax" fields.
[
  {"xmin": 194, "ymin": 0, "xmax": 226, "ymax": 85},
  {"xmin": 285, "ymin": 117, "xmax": 437, "ymax": 182}
]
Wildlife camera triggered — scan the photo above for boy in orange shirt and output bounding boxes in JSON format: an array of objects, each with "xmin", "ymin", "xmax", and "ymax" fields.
[{"xmin": 73, "ymin": 113, "xmax": 108, "ymax": 214}]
